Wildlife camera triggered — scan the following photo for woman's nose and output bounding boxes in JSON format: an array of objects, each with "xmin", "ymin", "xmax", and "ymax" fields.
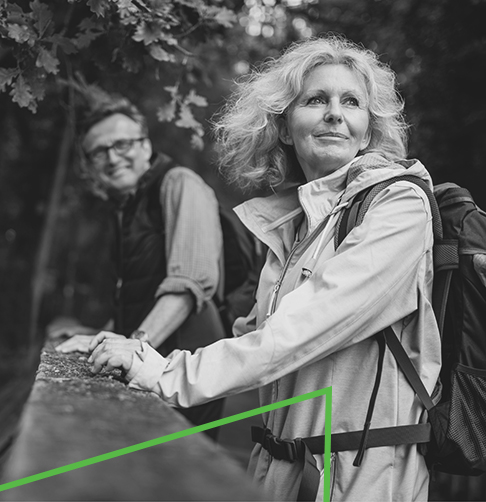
[{"xmin": 324, "ymin": 101, "xmax": 343, "ymax": 123}]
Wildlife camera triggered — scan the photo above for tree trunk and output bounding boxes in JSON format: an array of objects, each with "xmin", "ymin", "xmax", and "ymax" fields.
[{"xmin": 30, "ymin": 115, "xmax": 74, "ymax": 342}]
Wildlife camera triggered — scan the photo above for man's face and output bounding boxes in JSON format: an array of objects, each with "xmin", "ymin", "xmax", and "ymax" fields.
[{"xmin": 83, "ymin": 113, "xmax": 152, "ymax": 195}]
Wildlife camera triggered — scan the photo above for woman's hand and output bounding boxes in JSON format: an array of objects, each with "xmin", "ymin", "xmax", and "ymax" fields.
[{"xmin": 88, "ymin": 331, "xmax": 141, "ymax": 374}]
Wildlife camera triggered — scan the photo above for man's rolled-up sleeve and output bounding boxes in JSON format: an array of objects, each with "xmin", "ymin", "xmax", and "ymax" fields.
[{"xmin": 155, "ymin": 167, "xmax": 223, "ymax": 312}]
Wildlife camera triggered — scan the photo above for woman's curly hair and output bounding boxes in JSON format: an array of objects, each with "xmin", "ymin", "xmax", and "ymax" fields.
[{"xmin": 214, "ymin": 35, "xmax": 408, "ymax": 192}]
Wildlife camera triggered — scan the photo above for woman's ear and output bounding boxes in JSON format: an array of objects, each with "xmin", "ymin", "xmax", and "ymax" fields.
[{"xmin": 278, "ymin": 116, "xmax": 294, "ymax": 146}]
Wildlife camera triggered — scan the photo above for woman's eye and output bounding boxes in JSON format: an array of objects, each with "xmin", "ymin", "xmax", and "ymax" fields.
[
  {"xmin": 343, "ymin": 97, "xmax": 359, "ymax": 107},
  {"xmin": 307, "ymin": 96, "xmax": 326, "ymax": 105}
]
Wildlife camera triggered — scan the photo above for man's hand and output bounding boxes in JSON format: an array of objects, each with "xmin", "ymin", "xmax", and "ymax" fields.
[
  {"xmin": 55, "ymin": 334, "xmax": 96, "ymax": 354},
  {"xmin": 88, "ymin": 331, "xmax": 140, "ymax": 375},
  {"xmin": 48, "ymin": 324, "xmax": 97, "ymax": 340}
]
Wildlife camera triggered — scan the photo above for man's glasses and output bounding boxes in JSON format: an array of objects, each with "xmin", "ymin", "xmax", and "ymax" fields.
[{"xmin": 85, "ymin": 137, "xmax": 146, "ymax": 165}]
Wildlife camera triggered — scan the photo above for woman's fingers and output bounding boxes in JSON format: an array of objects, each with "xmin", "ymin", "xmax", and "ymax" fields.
[
  {"xmin": 89, "ymin": 338, "xmax": 140, "ymax": 374},
  {"xmin": 88, "ymin": 331, "xmax": 123, "ymax": 353}
]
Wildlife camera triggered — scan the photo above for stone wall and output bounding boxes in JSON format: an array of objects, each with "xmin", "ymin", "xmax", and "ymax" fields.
[{"xmin": 0, "ymin": 348, "xmax": 265, "ymax": 501}]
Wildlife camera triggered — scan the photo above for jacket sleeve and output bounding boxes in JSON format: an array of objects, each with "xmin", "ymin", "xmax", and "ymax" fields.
[
  {"xmin": 154, "ymin": 167, "xmax": 223, "ymax": 313},
  {"xmin": 128, "ymin": 181, "xmax": 434, "ymax": 406}
]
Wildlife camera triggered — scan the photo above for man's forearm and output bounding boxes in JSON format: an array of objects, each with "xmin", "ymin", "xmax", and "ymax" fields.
[{"xmin": 137, "ymin": 293, "xmax": 194, "ymax": 349}]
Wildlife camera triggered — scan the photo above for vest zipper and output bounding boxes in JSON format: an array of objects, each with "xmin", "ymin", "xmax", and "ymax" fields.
[
  {"xmin": 115, "ymin": 277, "xmax": 123, "ymax": 302},
  {"xmin": 115, "ymin": 209, "xmax": 124, "ymax": 331}
]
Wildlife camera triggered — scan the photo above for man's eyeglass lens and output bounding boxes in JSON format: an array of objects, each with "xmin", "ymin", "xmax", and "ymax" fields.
[{"xmin": 87, "ymin": 138, "xmax": 145, "ymax": 163}]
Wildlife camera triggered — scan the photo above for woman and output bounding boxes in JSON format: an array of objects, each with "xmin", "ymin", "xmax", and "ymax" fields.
[{"xmin": 88, "ymin": 36, "xmax": 440, "ymax": 501}]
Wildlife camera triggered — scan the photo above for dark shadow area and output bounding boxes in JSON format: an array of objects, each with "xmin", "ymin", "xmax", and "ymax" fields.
[{"xmin": 0, "ymin": 221, "xmax": 42, "ymax": 479}]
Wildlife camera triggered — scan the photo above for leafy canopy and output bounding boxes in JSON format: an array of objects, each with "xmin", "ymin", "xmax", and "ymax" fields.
[{"xmin": 0, "ymin": 0, "xmax": 236, "ymax": 145}]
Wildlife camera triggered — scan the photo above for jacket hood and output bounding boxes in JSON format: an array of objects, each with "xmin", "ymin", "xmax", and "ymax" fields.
[{"xmin": 234, "ymin": 153, "xmax": 432, "ymax": 251}]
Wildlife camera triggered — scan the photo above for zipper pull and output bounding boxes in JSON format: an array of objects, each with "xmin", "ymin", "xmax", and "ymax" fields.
[
  {"xmin": 301, "ymin": 257, "xmax": 317, "ymax": 278},
  {"xmin": 266, "ymin": 280, "xmax": 281, "ymax": 318}
]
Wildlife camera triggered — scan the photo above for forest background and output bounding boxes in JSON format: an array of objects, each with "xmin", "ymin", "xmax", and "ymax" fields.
[{"xmin": 1, "ymin": 0, "xmax": 486, "ymax": 500}]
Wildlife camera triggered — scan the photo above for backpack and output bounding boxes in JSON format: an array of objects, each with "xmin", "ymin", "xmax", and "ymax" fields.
[{"xmin": 334, "ymin": 175, "xmax": 486, "ymax": 475}]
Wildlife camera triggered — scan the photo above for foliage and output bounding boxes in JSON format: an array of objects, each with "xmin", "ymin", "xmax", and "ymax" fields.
[{"xmin": 0, "ymin": 0, "xmax": 236, "ymax": 144}]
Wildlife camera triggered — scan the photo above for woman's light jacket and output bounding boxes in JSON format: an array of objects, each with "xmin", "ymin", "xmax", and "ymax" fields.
[{"xmin": 127, "ymin": 152, "xmax": 441, "ymax": 502}]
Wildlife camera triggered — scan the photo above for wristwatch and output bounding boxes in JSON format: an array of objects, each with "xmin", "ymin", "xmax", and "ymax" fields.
[{"xmin": 129, "ymin": 329, "xmax": 148, "ymax": 340}]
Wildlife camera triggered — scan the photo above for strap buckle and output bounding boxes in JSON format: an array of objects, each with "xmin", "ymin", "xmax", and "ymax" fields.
[{"xmin": 264, "ymin": 433, "xmax": 299, "ymax": 462}]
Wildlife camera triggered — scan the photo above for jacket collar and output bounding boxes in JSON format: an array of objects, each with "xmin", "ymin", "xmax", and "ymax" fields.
[{"xmin": 235, "ymin": 153, "xmax": 432, "ymax": 261}]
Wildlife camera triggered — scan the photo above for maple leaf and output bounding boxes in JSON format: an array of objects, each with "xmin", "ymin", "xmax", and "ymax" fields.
[
  {"xmin": 0, "ymin": 68, "xmax": 19, "ymax": 92},
  {"xmin": 132, "ymin": 21, "xmax": 163, "ymax": 45},
  {"xmin": 148, "ymin": 44, "xmax": 175, "ymax": 62},
  {"xmin": 158, "ymin": 31, "xmax": 178, "ymax": 46},
  {"xmin": 190, "ymin": 132, "xmax": 204, "ymax": 151},
  {"xmin": 156, "ymin": 100, "xmax": 177, "ymax": 122},
  {"xmin": 183, "ymin": 89, "xmax": 207, "ymax": 108},
  {"xmin": 29, "ymin": 76, "xmax": 46, "ymax": 100},
  {"xmin": 10, "ymin": 75, "xmax": 36, "ymax": 111},
  {"xmin": 36, "ymin": 46, "xmax": 59, "ymax": 74},
  {"xmin": 74, "ymin": 19, "xmax": 103, "ymax": 49},
  {"xmin": 115, "ymin": 0, "xmax": 138, "ymax": 11},
  {"xmin": 115, "ymin": 0, "xmax": 140, "ymax": 19},
  {"xmin": 7, "ymin": 23, "xmax": 33, "ymax": 44},
  {"xmin": 87, "ymin": 0, "xmax": 108, "ymax": 17},
  {"xmin": 213, "ymin": 7, "xmax": 236, "ymax": 28},
  {"xmin": 175, "ymin": 103, "xmax": 204, "ymax": 135},
  {"xmin": 30, "ymin": 0, "xmax": 52, "ymax": 36}
]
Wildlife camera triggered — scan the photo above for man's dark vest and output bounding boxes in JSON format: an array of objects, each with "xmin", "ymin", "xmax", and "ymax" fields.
[
  {"xmin": 112, "ymin": 154, "xmax": 173, "ymax": 338},
  {"xmin": 111, "ymin": 154, "xmax": 225, "ymax": 356}
]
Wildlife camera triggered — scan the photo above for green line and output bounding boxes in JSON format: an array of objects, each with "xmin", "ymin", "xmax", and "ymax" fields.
[
  {"xmin": 323, "ymin": 386, "xmax": 332, "ymax": 502},
  {"xmin": 0, "ymin": 386, "xmax": 332, "ymax": 502}
]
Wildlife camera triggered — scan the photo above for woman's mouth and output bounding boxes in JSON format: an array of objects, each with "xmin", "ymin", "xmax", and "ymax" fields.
[{"xmin": 316, "ymin": 132, "xmax": 348, "ymax": 139}]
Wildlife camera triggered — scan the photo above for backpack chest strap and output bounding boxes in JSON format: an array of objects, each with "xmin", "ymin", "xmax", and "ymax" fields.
[
  {"xmin": 252, "ymin": 423, "xmax": 431, "ymax": 501},
  {"xmin": 251, "ymin": 423, "xmax": 431, "ymax": 457}
]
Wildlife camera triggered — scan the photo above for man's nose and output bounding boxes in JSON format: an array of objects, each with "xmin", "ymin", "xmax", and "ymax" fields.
[{"xmin": 107, "ymin": 146, "xmax": 122, "ymax": 164}]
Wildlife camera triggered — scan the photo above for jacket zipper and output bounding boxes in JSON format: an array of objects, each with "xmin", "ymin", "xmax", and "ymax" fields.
[
  {"xmin": 264, "ymin": 200, "xmax": 347, "ymax": 440},
  {"xmin": 266, "ymin": 200, "xmax": 348, "ymax": 318}
]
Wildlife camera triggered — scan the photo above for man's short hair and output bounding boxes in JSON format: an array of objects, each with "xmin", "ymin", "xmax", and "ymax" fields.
[{"xmin": 79, "ymin": 97, "xmax": 149, "ymax": 139}]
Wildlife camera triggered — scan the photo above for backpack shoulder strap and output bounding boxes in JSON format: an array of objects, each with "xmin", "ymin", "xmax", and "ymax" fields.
[
  {"xmin": 335, "ymin": 174, "xmax": 443, "ymax": 249},
  {"xmin": 383, "ymin": 327, "xmax": 434, "ymax": 410}
]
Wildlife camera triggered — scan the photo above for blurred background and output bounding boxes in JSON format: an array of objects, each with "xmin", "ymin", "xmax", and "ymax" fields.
[{"xmin": 1, "ymin": 0, "xmax": 486, "ymax": 500}]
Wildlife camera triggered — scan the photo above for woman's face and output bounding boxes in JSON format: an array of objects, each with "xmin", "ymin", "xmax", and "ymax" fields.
[{"xmin": 279, "ymin": 64, "xmax": 371, "ymax": 182}]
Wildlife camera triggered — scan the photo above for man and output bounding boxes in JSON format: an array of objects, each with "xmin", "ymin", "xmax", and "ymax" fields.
[{"xmin": 53, "ymin": 97, "xmax": 225, "ymax": 437}]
